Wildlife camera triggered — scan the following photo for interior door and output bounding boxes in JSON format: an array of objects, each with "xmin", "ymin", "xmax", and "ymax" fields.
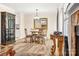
[{"xmin": 75, "ymin": 26, "xmax": 79, "ymax": 56}]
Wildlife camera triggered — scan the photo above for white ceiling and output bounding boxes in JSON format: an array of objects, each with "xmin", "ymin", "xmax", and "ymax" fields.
[{"xmin": 2, "ymin": 3, "xmax": 63, "ymax": 14}]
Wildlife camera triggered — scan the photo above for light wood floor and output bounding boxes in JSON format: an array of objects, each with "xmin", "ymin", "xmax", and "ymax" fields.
[{"xmin": 11, "ymin": 39, "xmax": 52, "ymax": 56}]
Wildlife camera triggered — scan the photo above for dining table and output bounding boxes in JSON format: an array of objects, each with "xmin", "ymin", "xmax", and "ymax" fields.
[{"xmin": 30, "ymin": 29, "xmax": 44, "ymax": 44}]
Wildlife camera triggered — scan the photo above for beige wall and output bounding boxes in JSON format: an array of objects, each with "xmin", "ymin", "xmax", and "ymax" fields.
[
  {"xmin": 13, "ymin": 12, "xmax": 26, "ymax": 40},
  {"xmin": 15, "ymin": 13, "xmax": 26, "ymax": 40}
]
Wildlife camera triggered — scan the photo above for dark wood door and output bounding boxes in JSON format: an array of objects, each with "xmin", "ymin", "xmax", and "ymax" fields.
[{"xmin": 75, "ymin": 26, "xmax": 79, "ymax": 56}]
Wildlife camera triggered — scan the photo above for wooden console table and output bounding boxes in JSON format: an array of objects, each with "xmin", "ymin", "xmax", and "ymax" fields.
[{"xmin": 50, "ymin": 35, "xmax": 64, "ymax": 56}]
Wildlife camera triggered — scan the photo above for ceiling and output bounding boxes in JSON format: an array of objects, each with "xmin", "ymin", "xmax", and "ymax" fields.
[{"xmin": 2, "ymin": 3, "xmax": 63, "ymax": 14}]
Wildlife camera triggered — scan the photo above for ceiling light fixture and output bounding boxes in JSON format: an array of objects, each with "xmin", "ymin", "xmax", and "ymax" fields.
[{"xmin": 34, "ymin": 9, "xmax": 39, "ymax": 19}]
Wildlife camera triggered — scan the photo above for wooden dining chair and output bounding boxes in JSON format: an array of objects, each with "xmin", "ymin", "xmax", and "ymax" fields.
[{"xmin": 24, "ymin": 28, "xmax": 33, "ymax": 43}]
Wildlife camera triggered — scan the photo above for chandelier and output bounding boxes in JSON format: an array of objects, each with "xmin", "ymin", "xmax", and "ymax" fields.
[{"xmin": 34, "ymin": 9, "xmax": 39, "ymax": 19}]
